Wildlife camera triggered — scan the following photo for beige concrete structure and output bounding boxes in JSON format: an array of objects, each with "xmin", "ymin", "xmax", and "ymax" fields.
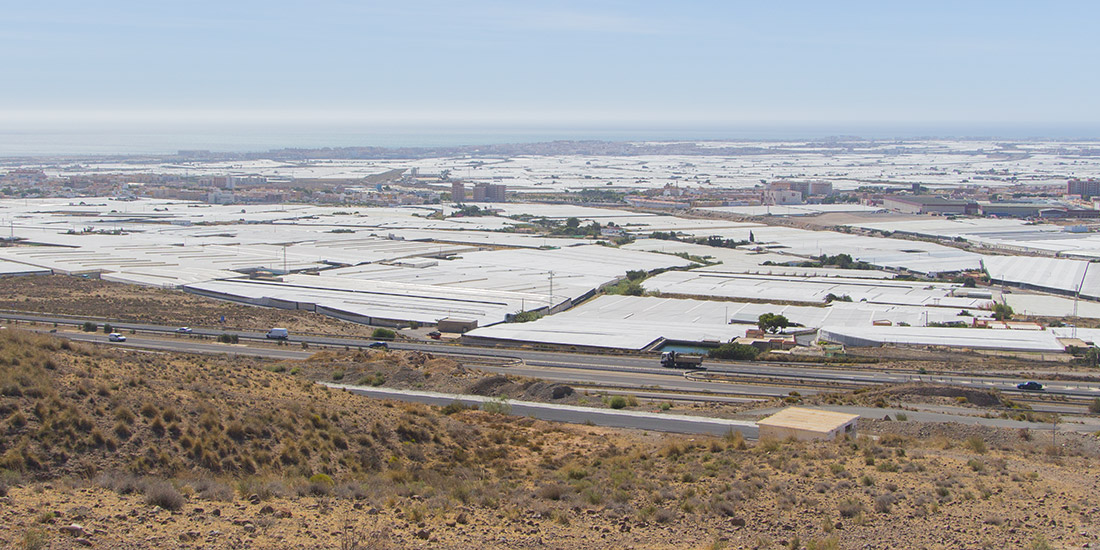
[{"xmin": 756, "ymin": 407, "xmax": 859, "ymax": 441}]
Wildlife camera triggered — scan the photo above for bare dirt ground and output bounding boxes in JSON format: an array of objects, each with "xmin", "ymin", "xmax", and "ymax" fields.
[{"xmin": 0, "ymin": 274, "xmax": 380, "ymax": 337}]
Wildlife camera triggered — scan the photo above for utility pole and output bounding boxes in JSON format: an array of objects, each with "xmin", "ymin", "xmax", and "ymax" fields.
[
  {"xmin": 283, "ymin": 245, "xmax": 287, "ymax": 275},
  {"xmin": 1073, "ymin": 262, "xmax": 1090, "ymax": 339},
  {"xmin": 548, "ymin": 271, "xmax": 554, "ymax": 313}
]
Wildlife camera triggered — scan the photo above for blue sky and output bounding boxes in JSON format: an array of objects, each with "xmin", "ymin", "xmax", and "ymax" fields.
[{"xmin": 2, "ymin": 1, "xmax": 1098, "ymax": 134}]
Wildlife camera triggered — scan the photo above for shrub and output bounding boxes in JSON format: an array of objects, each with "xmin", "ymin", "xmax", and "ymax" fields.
[
  {"xmin": 481, "ymin": 397, "xmax": 511, "ymax": 415},
  {"xmin": 837, "ymin": 498, "xmax": 864, "ymax": 518},
  {"xmin": 102, "ymin": 323, "xmax": 113, "ymax": 334},
  {"xmin": 216, "ymin": 333, "xmax": 239, "ymax": 344},
  {"xmin": 725, "ymin": 430, "xmax": 747, "ymax": 450},
  {"xmin": 441, "ymin": 401, "xmax": 472, "ymax": 415},
  {"xmin": 965, "ymin": 436, "xmax": 987, "ymax": 454},
  {"xmin": 21, "ymin": 528, "xmax": 48, "ymax": 550},
  {"xmin": 357, "ymin": 373, "xmax": 385, "ymax": 387},
  {"xmin": 655, "ymin": 508, "xmax": 676, "ymax": 524},
  {"xmin": 708, "ymin": 343, "xmax": 759, "ymax": 360},
  {"xmin": 608, "ymin": 396, "xmax": 627, "ymax": 409},
  {"xmin": 309, "ymin": 473, "xmax": 334, "ymax": 486},
  {"xmin": 82, "ymin": 322, "xmax": 97, "ymax": 332},
  {"xmin": 371, "ymin": 328, "xmax": 396, "ymax": 341},
  {"xmin": 537, "ymin": 483, "xmax": 569, "ymax": 501},
  {"xmin": 874, "ymin": 494, "xmax": 896, "ymax": 513},
  {"xmin": 1089, "ymin": 398, "xmax": 1100, "ymax": 414},
  {"xmin": 145, "ymin": 480, "xmax": 184, "ymax": 511}
]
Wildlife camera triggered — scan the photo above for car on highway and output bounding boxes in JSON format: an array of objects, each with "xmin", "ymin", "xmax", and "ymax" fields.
[
  {"xmin": 1016, "ymin": 381, "xmax": 1044, "ymax": 391},
  {"xmin": 367, "ymin": 341, "xmax": 388, "ymax": 349},
  {"xmin": 176, "ymin": 327, "xmax": 193, "ymax": 334},
  {"xmin": 108, "ymin": 333, "xmax": 127, "ymax": 342},
  {"xmin": 427, "ymin": 331, "xmax": 442, "ymax": 340}
]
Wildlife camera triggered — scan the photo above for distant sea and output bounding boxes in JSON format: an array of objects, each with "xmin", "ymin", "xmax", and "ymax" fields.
[{"xmin": 1, "ymin": 124, "xmax": 1098, "ymax": 157}]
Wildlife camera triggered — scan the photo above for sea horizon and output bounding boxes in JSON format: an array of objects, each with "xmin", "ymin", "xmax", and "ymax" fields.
[{"xmin": 2, "ymin": 123, "xmax": 1099, "ymax": 158}]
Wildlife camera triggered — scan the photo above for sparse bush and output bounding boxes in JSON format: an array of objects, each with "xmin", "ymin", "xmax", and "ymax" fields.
[
  {"xmin": 965, "ymin": 436, "xmax": 987, "ymax": 454},
  {"xmin": 216, "ymin": 333, "xmax": 239, "ymax": 344},
  {"xmin": 191, "ymin": 478, "xmax": 234, "ymax": 501},
  {"xmin": 837, "ymin": 498, "xmax": 864, "ymax": 518},
  {"xmin": 441, "ymin": 401, "xmax": 472, "ymax": 415},
  {"xmin": 144, "ymin": 480, "xmax": 184, "ymax": 510},
  {"xmin": 371, "ymin": 328, "xmax": 396, "ymax": 341},
  {"xmin": 481, "ymin": 397, "xmax": 511, "ymax": 415},
  {"xmin": 140, "ymin": 402, "xmax": 158, "ymax": 418},
  {"xmin": 21, "ymin": 527, "xmax": 48, "ymax": 550},
  {"xmin": 655, "ymin": 508, "xmax": 676, "ymax": 524},
  {"xmin": 725, "ymin": 430, "xmax": 747, "ymax": 450},
  {"xmin": 537, "ymin": 483, "xmax": 569, "ymax": 501},
  {"xmin": 1029, "ymin": 536, "xmax": 1054, "ymax": 550},
  {"xmin": 82, "ymin": 322, "xmax": 97, "ymax": 332},
  {"xmin": 608, "ymin": 395, "xmax": 627, "ymax": 409},
  {"xmin": 806, "ymin": 536, "xmax": 840, "ymax": 550},
  {"xmin": 1089, "ymin": 398, "xmax": 1100, "ymax": 414},
  {"xmin": 357, "ymin": 372, "xmax": 385, "ymax": 387},
  {"xmin": 874, "ymin": 493, "xmax": 896, "ymax": 513}
]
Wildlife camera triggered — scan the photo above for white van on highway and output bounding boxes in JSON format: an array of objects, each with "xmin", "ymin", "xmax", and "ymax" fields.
[{"xmin": 266, "ymin": 327, "xmax": 289, "ymax": 340}]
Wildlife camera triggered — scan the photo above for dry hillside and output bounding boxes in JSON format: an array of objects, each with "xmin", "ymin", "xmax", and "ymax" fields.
[{"xmin": 0, "ymin": 329, "xmax": 1096, "ymax": 549}]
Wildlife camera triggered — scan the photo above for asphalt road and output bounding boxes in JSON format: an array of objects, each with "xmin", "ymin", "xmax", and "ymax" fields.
[
  {"xmin": 23, "ymin": 323, "xmax": 1092, "ymax": 437},
  {"xmin": 8, "ymin": 312, "xmax": 1100, "ymax": 401},
  {"xmin": 327, "ymin": 384, "xmax": 760, "ymax": 438}
]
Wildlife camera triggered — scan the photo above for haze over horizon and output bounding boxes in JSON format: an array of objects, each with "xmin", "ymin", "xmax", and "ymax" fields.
[{"xmin": 3, "ymin": 1, "xmax": 1100, "ymax": 153}]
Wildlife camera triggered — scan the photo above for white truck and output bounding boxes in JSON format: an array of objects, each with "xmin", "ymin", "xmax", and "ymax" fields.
[{"xmin": 265, "ymin": 327, "xmax": 289, "ymax": 340}]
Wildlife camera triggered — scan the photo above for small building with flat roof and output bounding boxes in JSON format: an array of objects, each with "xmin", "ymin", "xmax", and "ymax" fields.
[{"xmin": 757, "ymin": 407, "xmax": 859, "ymax": 441}]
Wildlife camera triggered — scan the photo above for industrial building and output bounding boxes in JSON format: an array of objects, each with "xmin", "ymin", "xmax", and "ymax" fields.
[{"xmin": 883, "ymin": 195, "xmax": 976, "ymax": 215}]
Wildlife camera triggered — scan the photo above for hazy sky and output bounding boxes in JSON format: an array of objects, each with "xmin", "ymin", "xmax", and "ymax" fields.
[{"xmin": 3, "ymin": 1, "xmax": 1099, "ymax": 132}]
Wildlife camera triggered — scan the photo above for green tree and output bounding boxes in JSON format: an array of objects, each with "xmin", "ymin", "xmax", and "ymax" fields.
[
  {"xmin": 758, "ymin": 313, "xmax": 790, "ymax": 334},
  {"xmin": 565, "ymin": 217, "xmax": 580, "ymax": 229},
  {"xmin": 992, "ymin": 302, "xmax": 1014, "ymax": 321}
]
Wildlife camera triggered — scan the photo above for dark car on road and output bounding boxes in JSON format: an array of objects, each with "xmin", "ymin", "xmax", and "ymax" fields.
[
  {"xmin": 1016, "ymin": 381, "xmax": 1044, "ymax": 391},
  {"xmin": 367, "ymin": 342, "xmax": 388, "ymax": 349}
]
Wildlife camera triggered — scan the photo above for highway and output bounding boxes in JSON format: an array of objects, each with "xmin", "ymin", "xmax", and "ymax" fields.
[
  {"xmin": 327, "ymin": 384, "xmax": 760, "ymax": 438},
  {"xmin": 6, "ymin": 312, "xmax": 1100, "ymax": 403},
  {"xmin": 19, "ymin": 319, "xmax": 1098, "ymax": 436}
]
